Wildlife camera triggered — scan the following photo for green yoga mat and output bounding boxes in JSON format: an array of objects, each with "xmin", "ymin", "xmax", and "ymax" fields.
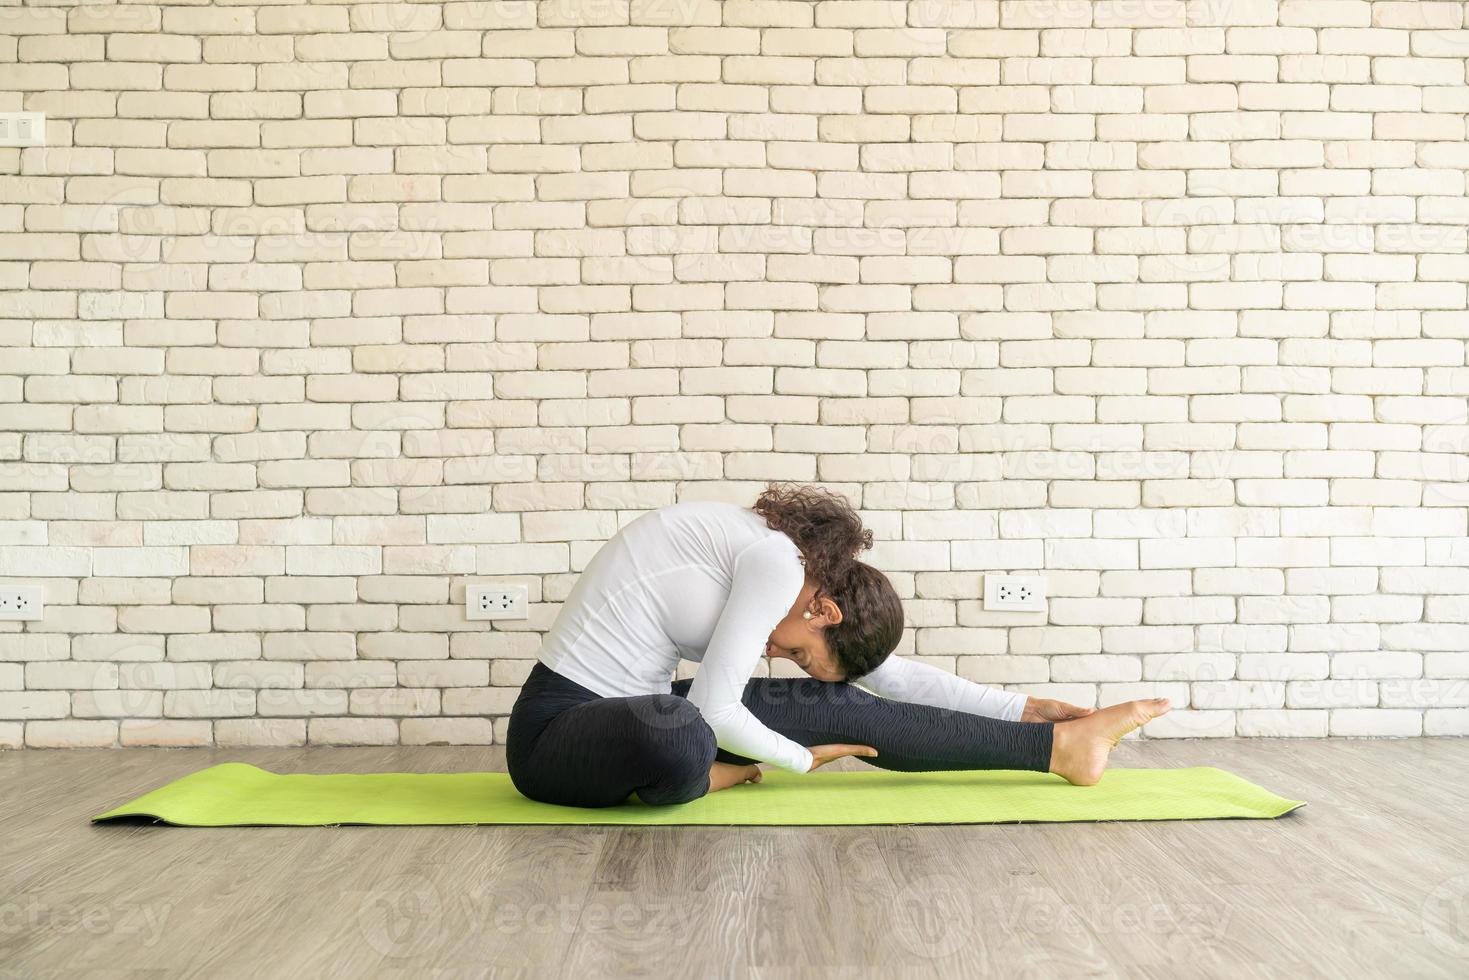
[{"xmin": 93, "ymin": 762, "xmax": 1303, "ymax": 826}]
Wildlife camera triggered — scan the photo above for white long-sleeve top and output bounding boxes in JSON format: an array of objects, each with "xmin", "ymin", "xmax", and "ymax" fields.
[{"xmin": 536, "ymin": 500, "xmax": 1027, "ymax": 773}]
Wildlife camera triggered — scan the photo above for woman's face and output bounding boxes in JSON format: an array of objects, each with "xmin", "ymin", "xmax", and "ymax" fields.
[{"xmin": 763, "ymin": 579, "xmax": 847, "ymax": 682}]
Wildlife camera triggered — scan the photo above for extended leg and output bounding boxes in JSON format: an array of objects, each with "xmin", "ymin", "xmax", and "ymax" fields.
[{"xmin": 671, "ymin": 675, "xmax": 1053, "ymax": 773}]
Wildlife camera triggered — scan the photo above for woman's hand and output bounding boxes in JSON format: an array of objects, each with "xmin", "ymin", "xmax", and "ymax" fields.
[
  {"xmin": 807, "ymin": 744, "xmax": 879, "ymax": 770},
  {"xmin": 1021, "ymin": 697, "xmax": 1094, "ymax": 723},
  {"xmin": 708, "ymin": 761, "xmax": 762, "ymax": 793}
]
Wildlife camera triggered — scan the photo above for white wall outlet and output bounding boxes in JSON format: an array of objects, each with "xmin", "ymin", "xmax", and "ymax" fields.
[
  {"xmin": 0, "ymin": 112, "xmax": 46, "ymax": 147},
  {"xmin": 983, "ymin": 574, "xmax": 1046, "ymax": 612},
  {"xmin": 0, "ymin": 584, "xmax": 44, "ymax": 621},
  {"xmin": 466, "ymin": 583, "xmax": 528, "ymax": 621}
]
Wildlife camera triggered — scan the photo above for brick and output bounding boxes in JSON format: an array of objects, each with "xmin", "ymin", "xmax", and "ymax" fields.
[
  {"xmin": 402, "ymin": 717, "xmax": 495, "ymax": 745},
  {"xmin": 1, "ymin": 692, "xmax": 71, "ymax": 718},
  {"xmin": 73, "ymin": 691, "xmax": 164, "ymax": 718},
  {"xmin": 308, "ymin": 718, "xmax": 399, "ymax": 745},
  {"xmin": 164, "ymin": 691, "xmax": 256, "ymax": 718},
  {"xmin": 26, "ymin": 721, "xmax": 118, "ymax": 748},
  {"xmin": 215, "ymin": 719, "xmax": 307, "ymax": 747},
  {"xmin": 120, "ymin": 720, "xmax": 213, "ymax": 747},
  {"xmin": 1330, "ymin": 708, "xmax": 1422, "ymax": 736},
  {"xmin": 349, "ymin": 688, "xmax": 440, "ymax": 716},
  {"xmin": 1237, "ymin": 710, "xmax": 1329, "ymax": 737},
  {"xmin": 1142, "ymin": 710, "xmax": 1236, "ymax": 738}
]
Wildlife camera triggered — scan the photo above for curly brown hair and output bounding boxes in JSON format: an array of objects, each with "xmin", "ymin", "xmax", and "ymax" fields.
[{"xmin": 749, "ymin": 482, "xmax": 904, "ymax": 681}]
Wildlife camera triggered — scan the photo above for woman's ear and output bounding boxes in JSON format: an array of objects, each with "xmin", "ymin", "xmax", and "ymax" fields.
[{"xmin": 815, "ymin": 594, "xmax": 843, "ymax": 627}]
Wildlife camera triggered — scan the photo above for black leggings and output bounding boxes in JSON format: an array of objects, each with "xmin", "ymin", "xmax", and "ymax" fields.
[{"xmin": 505, "ymin": 661, "xmax": 1056, "ymax": 808}]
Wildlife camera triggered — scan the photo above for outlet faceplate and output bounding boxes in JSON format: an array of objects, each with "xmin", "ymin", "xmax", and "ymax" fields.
[
  {"xmin": 0, "ymin": 585, "xmax": 44, "ymax": 621},
  {"xmin": 0, "ymin": 112, "xmax": 45, "ymax": 147},
  {"xmin": 983, "ymin": 574, "xmax": 1046, "ymax": 612},
  {"xmin": 466, "ymin": 583, "xmax": 528, "ymax": 621}
]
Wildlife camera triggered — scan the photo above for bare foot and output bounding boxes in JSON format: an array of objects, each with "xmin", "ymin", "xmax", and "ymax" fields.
[
  {"xmin": 1048, "ymin": 698, "xmax": 1171, "ymax": 786},
  {"xmin": 707, "ymin": 761, "xmax": 761, "ymax": 794}
]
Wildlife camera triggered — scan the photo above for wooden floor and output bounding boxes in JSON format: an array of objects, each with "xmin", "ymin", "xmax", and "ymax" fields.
[{"xmin": 2, "ymin": 739, "xmax": 1467, "ymax": 979}]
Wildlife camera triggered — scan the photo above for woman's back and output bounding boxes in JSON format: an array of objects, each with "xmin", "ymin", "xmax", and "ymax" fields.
[{"xmin": 536, "ymin": 500, "xmax": 804, "ymax": 699}]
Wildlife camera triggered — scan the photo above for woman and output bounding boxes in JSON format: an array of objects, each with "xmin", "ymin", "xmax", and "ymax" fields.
[{"xmin": 505, "ymin": 483, "xmax": 1170, "ymax": 808}]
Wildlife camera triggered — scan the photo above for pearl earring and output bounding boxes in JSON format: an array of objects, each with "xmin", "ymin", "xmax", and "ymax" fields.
[{"xmin": 802, "ymin": 611, "xmax": 812, "ymax": 620}]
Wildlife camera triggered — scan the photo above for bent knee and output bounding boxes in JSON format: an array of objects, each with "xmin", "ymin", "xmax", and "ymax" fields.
[
  {"xmin": 632, "ymin": 699, "xmax": 717, "ymax": 806},
  {"xmin": 635, "ymin": 739, "xmax": 715, "ymax": 804},
  {"xmin": 634, "ymin": 774, "xmax": 708, "ymax": 806},
  {"xmin": 632, "ymin": 693, "xmax": 711, "ymax": 738},
  {"xmin": 642, "ymin": 696, "xmax": 716, "ymax": 757}
]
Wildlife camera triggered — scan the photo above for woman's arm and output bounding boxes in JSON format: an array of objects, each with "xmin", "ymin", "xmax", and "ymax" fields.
[
  {"xmin": 684, "ymin": 536, "xmax": 816, "ymax": 774},
  {"xmin": 851, "ymin": 653, "xmax": 1028, "ymax": 722}
]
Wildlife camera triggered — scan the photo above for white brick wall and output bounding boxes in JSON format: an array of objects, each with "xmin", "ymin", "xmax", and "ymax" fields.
[{"xmin": 3, "ymin": 0, "xmax": 1468, "ymax": 748}]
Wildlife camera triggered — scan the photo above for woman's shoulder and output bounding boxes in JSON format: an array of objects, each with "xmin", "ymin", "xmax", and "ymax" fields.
[
  {"xmin": 660, "ymin": 498, "xmax": 755, "ymax": 521},
  {"xmin": 658, "ymin": 499, "xmax": 801, "ymax": 562},
  {"xmin": 660, "ymin": 499, "xmax": 771, "ymax": 538}
]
